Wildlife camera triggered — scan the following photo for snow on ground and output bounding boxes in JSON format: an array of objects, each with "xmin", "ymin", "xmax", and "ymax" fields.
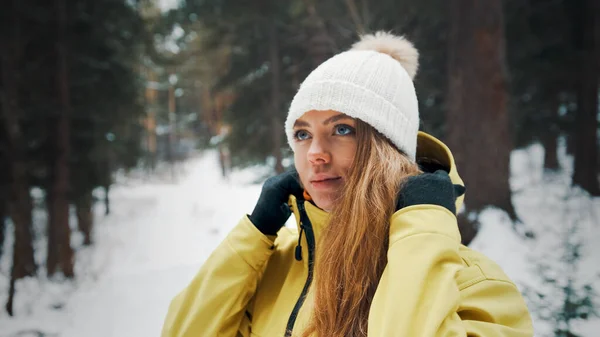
[
  {"xmin": 0, "ymin": 151, "xmax": 264, "ymax": 336},
  {"xmin": 471, "ymin": 139, "xmax": 600, "ymax": 336},
  {"xmin": 1, "ymin": 143, "xmax": 599, "ymax": 337}
]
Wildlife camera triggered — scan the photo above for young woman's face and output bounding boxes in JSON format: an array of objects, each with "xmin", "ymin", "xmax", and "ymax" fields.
[{"xmin": 293, "ymin": 110, "xmax": 357, "ymax": 211}]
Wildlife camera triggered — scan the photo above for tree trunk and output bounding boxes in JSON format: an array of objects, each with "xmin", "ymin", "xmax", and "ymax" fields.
[
  {"xmin": 0, "ymin": 116, "xmax": 4, "ymax": 265},
  {"xmin": 104, "ymin": 184, "xmax": 110, "ymax": 215},
  {"xmin": 456, "ymin": 213, "xmax": 478, "ymax": 246},
  {"xmin": 344, "ymin": 0, "xmax": 366, "ymax": 34},
  {"xmin": 47, "ymin": 0, "xmax": 74, "ymax": 278},
  {"xmin": 447, "ymin": 0, "xmax": 517, "ymax": 222},
  {"xmin": 0, "ymin": 191, "xmax": 6, "ymax": 263},
  {"xmin": 76, "ymin": 192, "xmax": 93, "ymax": 245},
  {"xmin": 565, "ymin": 128, "xmax": 576, "ymax": 156},
  {"xmin": 572, "ymin": 0, "xmax": 600, "ymax": 195},
  {"xmin": 543, "ymin": 132, "xmax": 560, "ymax": 170},
  {"xmin": 168, "ymin": 79, "xmax": 176, "ymax": 180},
  {"xmin": 0, "ymin": 179, "xmax": 6, "ymax": 262},
  {"xmin": 0, "ymin": 206, "xmax": 4, "ymax": 263},
  {"xmin": 269, "ymin": 22, "xmax": 284, "ymax": 174},
  {"xmin": 0, "ymin": 0, "xmax": 37, "ymax": 282},
  {"xmin": 5, "ymin": 177, "xmax": 36, "ymax": 315},
  {"xmin": 6, "ymin": 267, "xmax": 16, "ymax": 316},
  {"xmin": 543, "ymin": 95, "xmax": 560, "ymax": 170},
  {"xmin": 9, "ymin": 172, "xmax": 37, "ymax": 279},
  {"xmin": 303, "ymin": 0, "xmax": 336, "ymax": 68}
]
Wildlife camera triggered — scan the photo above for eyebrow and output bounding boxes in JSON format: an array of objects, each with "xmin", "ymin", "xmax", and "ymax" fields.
[{"xmin": 293, "ymin": 114, "xmax": 353, "ymax": 128}]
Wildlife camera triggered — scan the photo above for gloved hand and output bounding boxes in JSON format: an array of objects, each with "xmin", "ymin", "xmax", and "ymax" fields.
[
  {"xmin": 396, "ymin": 170, "xmax": 466, "ymax": 214},
  {"xmin": 249, "ymin": 168, "xmax": 303, "ymax": 235}
]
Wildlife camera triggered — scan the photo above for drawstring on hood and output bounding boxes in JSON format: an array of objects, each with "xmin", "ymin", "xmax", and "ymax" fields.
[{"xmin": 295, "ymin": 191, "xmax": 312, "ymax": 261}]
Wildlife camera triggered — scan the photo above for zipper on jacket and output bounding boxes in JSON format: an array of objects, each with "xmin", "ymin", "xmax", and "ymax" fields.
[
  {"xmin": 284, "ymin": 200, "xmax": 315, "ymax": 337},
  {"xmin": 295, "ymin": 224, "xmax": 304, "ymax": 261}
]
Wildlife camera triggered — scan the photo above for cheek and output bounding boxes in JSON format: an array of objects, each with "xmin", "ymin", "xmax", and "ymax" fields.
[
  {"xmin": 293, "ymin": 149, "xmax": 310, "ymax": 187},
  {"xmin": 337, "ymin": 143, "xmax": 357, "ymax": 172}
]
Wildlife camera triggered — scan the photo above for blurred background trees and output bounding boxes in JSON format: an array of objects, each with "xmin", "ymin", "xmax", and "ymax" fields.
[
  {"xmin": 1, "ymin": 0, "xmax": 147, "ymax": 314},
  {"xmin": 0, "ymin": 0, "xmax": 598, "ymax": 324},
  {"xmin": 160, "ymin": 0, "xmax": 598, "ymax": 241}
]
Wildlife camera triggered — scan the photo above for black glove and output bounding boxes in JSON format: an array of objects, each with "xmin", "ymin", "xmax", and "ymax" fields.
[
  {"xmin": 249, "ymin": 168, "xmax": 303, "ymax": 235},
  {"xmin": 396, "ymin": 170, "xmax": 466, "ymax": 214}
]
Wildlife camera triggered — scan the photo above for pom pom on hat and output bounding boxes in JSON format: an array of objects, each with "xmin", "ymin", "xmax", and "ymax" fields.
[{"xmin": 351, "ymin": 31, "xmax": 419, "ymax": 80}]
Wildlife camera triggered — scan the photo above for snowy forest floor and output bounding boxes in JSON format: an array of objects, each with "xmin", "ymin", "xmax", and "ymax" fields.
[{"xmin": 1, "ymin": 143, "xmax": 599, "ymax": 337}]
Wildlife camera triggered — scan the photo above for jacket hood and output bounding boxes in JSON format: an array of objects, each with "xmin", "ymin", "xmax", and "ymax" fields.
[{"xmin": 415, "ymin": 131, "xmax": 465, "ymax": 214}]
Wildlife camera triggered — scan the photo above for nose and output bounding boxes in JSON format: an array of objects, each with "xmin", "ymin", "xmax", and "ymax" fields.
[{"xmin": 307, "ymin": 136, "xmax": 331, "ymax": 165}]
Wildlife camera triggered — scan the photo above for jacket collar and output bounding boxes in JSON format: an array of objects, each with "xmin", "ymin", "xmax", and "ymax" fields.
[{"xmin": 288, "ymin": 194, "xmax": 329, "ymax": 241}]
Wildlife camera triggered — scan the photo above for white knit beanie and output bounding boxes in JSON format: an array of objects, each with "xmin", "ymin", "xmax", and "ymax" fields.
[{"xmin": 285, "ymin": 31, "xmax": 420, "ymax": 160}]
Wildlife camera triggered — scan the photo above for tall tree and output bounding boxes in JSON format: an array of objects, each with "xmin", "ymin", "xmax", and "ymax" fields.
[
  {"xmin": 0, "ymin": 0, "xmax": 38, "ymax": 279},
  {"xmin": 1, "ymin": 0, "xmax": 38, "ymax": 315},
  {"xmin": 571, "ymin": 0, "xmax": 600, "ymax": 195},
  {"xmin": 446, "ymin": 0, "xmax": 516, "ymax": 222},
  {"xmin": 176, "ymin": 0, "xmax": 309, "ymax": 170},
  {"xmin": 504, "ymin": 0, "xmax": 573, "ymax": 171},
  {"xmin": 47, "ymin": 0, "xmax": 74, "ymax": 277},
  {"xmin": 0, "ymin": 113, "xmax": 8, "ymax": 262},
  {"xmin": 1, "ymin": 0, "xmax": 145, "ymax": 310},
  {"xmin": 0, "ymin": 158, "xmax": 7, "ymax": 262},
  {"xmin": 269, "ymin": 20, "xmax": 284, "ymax": 173},
  {"xmin": 540, "ymin": 94, "xmax": 561, "ymax": 171},
  {"xmin": 66, "ymin": 0, "xmax": 145, "ymax": 244},
  {"xmin": 302, "ymin": 0, "xmax": 337, "ymax": 68}
]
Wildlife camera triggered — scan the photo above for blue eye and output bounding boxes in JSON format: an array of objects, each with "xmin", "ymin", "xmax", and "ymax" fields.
[
  {"xmin": 294, "ymin": 130, "xmax": 310, "ymax": 141},
  {"xmin": 334, "ymin": 124, "xmax": 355, "ymax": 136}
]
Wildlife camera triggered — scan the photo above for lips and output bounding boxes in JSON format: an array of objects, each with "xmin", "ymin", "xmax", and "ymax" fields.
[
  {"xmin": 310, "ymin": 175, "xmax": 341, "ymax": 183},
  {"xmin": 309, "ymin": 175, "xmax": 342, "ymax": 190}
]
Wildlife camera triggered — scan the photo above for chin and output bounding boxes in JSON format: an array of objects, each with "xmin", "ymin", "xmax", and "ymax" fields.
[{"xmin": 311, "ymin": 194, "xmax": 336, "ymax": 212}]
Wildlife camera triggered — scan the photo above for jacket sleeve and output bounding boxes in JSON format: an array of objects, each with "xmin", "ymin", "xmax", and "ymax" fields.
[
  {"xmin": 161, "ymin": 216, "xmax": 275, "ymax": 337},
  {"xmin": 368, "ymin": 205, "xmax": 534, "ymax": 337}
]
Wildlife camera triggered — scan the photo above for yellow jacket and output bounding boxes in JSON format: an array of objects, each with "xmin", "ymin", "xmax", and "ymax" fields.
[{"xmin": 161, "ymin": 132, "xmax": 534, "ymax": 337}]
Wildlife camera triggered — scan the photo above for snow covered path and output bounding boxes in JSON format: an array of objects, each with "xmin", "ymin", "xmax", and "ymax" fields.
[{"xmin": 59, "ymin": 153, "xmax": 263, "ymax": 337}]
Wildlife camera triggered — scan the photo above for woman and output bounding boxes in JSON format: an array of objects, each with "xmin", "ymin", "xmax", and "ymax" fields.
[{"xmin": 161, "ymin": 32, "xmax": 534, "ymax": 337}]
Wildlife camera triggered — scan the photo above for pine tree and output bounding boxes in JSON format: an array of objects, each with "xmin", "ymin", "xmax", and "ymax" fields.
[
  {"xmin": 0, "ymin": 111, "xmax": 9, "ymax": 263},
  {"xmin": 66, "ymin": 0, "xmax": 146, "ymax": 244},
  {"xmin": 446, "ymin": 0, "xmax": 517, "ymax": 229},
  {"xmin": 505, "ymin": 0, "xmax": 599, "ymax": 192},
  {"xmin": 2, "ymin": 0, "xmax": 146, "ymax": 313},
  {"xmin": 174, "ymin": 0, "xmax": 312, "ymax": 171},
  {"xmin": 570, "ymin": 0, "xmax": 600, "ymax": 195},
  {"xmin": 46, "ymin": 0, "xmax": 75, "ymax": 278},
  {"xmin": 1, "ymin": 0, "xmax": 39, "ymax": 315},
  {"xmin": 504, "ymin": 0, "xmax": 574, "ymax": 171},
  {"xmin": 0, "ymin": 0, "xmax": 38, "ymax": 280}
]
